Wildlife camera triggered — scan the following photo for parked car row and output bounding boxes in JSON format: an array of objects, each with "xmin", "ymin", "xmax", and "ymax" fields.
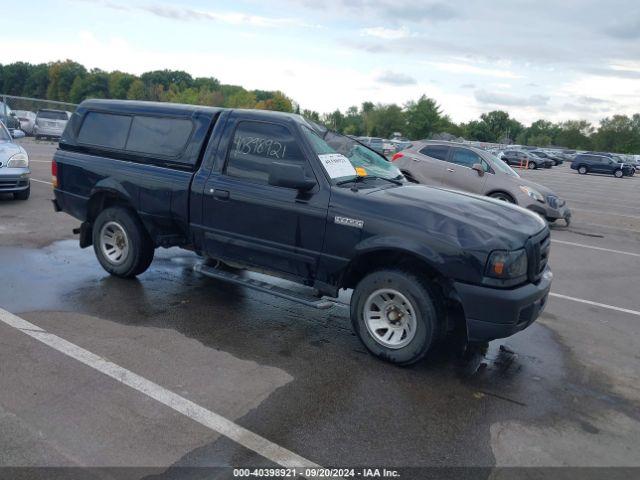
[{"xmin": 0, "ymin": 103, "xmax": 71, "ymax": 140}]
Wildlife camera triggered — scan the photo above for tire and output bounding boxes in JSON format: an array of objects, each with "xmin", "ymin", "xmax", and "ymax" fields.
[
  {"xmin": 578, "ymin": 166, "xmax": 588, "ymax": 175},
  {"xmin": 92, "ymin": 207, "xmax": 154, "ymax": 278},
  {"xmin": 13, "ymin": 185, "xmax": 30, "ymax": 200},
  {"xmin": 35, "ymin": 135, "xmax": 41, "ymax": 141},
  {"xmin": 489, "ymin": 192, "xmax": 516, "ymax": 203},
  {"xmin": 614, "ymin": 169, "xmax": 623, "ymax": 178},
  {"xmin": 350, "ymin": 269, "xmax": 441, "ymax": 365},
  {"xmin": 527, "ymin": 162, "xmax": 537, "ymax": 170}
]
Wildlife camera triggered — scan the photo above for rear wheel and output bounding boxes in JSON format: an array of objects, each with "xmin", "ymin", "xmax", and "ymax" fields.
[
  {"xmin": 13, "ymin": 185, "xmax": 30, "ymax": 200},
  {"xmin": 614, "ymin": 169, "xmax": 623, "ymax": 178},
  {"xmin": 351, "ymin": 269, "xmax": 441, "ymax": 365},
  {"xmin": 92, "ymin": 207, "xmax": 155, "ymax": 278},
  {"xmin": 489, "ymin": 192, "xmax": 515, "ymax": 203},
  {"xmin": 578, "ymin": 166, "xmax": 588, "ymax": 175}
]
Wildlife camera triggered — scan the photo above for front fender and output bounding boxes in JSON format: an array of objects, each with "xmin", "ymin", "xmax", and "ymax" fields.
[
  {"xmin": 355, "ymin": 235, "xmax": 446, "ymax": 272},
  {"xmin": 354, "ymin": 234, "xmax": 486, "ymax": 285}
]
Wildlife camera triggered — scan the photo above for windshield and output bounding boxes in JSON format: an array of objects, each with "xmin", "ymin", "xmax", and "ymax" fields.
[
  {"xmin": 302, "ymin": 121, "xmax": 403, "ymax": 184},
  {"xmin": 0, "ymin": 102, "xmax": 12, "ymax": 118},
  {"xmin": 486, "ymin": 152, "xmax": 520, "ymax": 178}
]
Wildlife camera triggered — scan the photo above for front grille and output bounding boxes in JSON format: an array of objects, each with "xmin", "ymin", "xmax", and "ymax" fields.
[
  {"xmin": 526, "ymin": 229, "xmax": 551, "ymax": 283},
  {"xmin": 546, "ymin": 195, "xmax": 565, "ymax": 209},
  {"xmin": 0, "ymin": 179, "xmax": 19, "ymax": 189}
]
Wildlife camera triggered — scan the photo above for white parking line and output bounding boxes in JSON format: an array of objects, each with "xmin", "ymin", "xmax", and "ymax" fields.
[
  {"xmin": 550, "ymin": 293, "xmax": 640, "ymax": 317},
  {"xmin": 551, "ymin": 239, "xmax": 640, "ymax": 258},
  {"xmin": 29, "ymin": 178, "xmax": 52, "ymax": 186},
  {"xmin": 29, "ymin": 159, "xmax": 53, "ymax": 163},
  {"xmin": 0, "ymin": 308, "xmax": 322, "ymax": 472}
]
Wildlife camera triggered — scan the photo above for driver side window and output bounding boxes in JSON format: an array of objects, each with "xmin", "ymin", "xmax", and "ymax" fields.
[
  {"xmin": 450, "ymin": 149, "xmax": 481, "ymax": 168},
  {"xmin": 226, "ymin": 121, "xmax": 307, "ymax": 185}
]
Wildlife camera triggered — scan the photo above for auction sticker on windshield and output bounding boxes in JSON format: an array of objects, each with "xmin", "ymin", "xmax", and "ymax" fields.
[{"xmin": 318, "ymin": 153, "xmax": 357, "ymax": 179}]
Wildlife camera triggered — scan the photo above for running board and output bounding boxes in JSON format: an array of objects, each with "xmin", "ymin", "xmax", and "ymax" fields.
[{"xmin": 193, "ymin": 264, "xmax": 335, "ymax": 310}]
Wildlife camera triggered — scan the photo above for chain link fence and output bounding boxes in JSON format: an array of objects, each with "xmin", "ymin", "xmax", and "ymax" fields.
[{"xmin": 1, "ymin": 94, "xmax": 77, "ymax": 140}]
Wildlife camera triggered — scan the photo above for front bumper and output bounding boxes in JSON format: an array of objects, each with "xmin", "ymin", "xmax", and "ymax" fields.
[
  {"xmin": 453, "ymin": 267, "xmax": 553, "ymax": 342},
  {"xmin": 545, "ymin": 205, "xmax": 572, "ymax": 223},
  {"xmin": 0, "ymin": 169, "xmax": 30, "ymax": 192}
]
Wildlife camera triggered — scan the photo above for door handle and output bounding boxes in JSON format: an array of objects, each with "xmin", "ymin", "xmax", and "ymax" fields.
[
  {"xmin": 446, "ymin": 168, "xmax": 455, "ymax": 173},
  {"xmin": 209, "ymin": 188, "xmax": 230, "ymax": 200}
]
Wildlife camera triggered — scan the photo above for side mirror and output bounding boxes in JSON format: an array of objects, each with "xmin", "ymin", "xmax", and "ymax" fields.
[
  {"xmin": 9, "ymin": 112, "xmax": 16, "ymax": 117},
  {"xmin": 268, "ymin": 162, "xmax": 316, "ymax": 191},
  {"xmin": 10, "ymin": 129, "xmax": 25, "ymax": 139},
  {"xmin": 472, "ymin": 163, "xmax": 485, "ymax": 176}
]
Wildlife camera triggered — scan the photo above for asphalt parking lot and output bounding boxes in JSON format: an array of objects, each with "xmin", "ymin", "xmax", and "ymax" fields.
[{"xmin": 1, "ymin": 139, "xmax": 639, "ymax": 477}]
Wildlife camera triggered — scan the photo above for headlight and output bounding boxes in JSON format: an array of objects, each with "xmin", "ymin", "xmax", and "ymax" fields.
[
  {"xmin": 519, "ymin": 185, "xmax": 544, "ymax": 203},
  {"xmin": 7, "ymin": 152, "xmax": 29, "ymax": 168},
  {"xmin": 485, "ymin": 249, "xmax": 528, "ymax": 280}
]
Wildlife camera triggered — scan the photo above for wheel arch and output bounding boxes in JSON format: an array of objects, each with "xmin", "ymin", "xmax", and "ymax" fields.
[
  {"xmin": 85, "ymin": 182, "xmax": 151, "ymax": 247},
  {"xmin": 341, "ymin": 246, "xmax": 467, "ymax": 343},
  {"xmin": 340, "ymin": 247, "xmax": 447, "ymax": 291}
]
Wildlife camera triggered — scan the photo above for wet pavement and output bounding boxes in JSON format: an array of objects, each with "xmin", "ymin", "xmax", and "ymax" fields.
[{"xmin": 1, "ymin": 139, "xmax": 639, "ymax": 476}]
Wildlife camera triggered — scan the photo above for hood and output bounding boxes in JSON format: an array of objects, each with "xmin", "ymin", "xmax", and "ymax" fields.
[
  {"xmin": 0, "ymin": 141, "xmax": 23, "ymax": 161},
  {"xmin": 366, "ymin": 184, "xmax": 546, "ymax": 250}
]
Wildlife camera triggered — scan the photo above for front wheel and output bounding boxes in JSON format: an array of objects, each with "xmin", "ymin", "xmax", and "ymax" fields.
[
  {"xmin": 614, "ymin": 169, "xmax": 623, "ymax": 178},
  {"xmin": 489, "ymin": 192, "xmax": 515, "ymax": 203},
  {"xmin": 92, "ymin": 207, "xmax": 155, "ymax": 278},
  {"xmin": 527, "ymin": 162, "xmax": 537, "ymax": 170},
  {"xmin": 350, "ymin": 269, "xmax": 441, "ymax": 365}
]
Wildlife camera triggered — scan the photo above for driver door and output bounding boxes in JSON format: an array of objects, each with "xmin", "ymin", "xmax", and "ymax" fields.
[
  {"xmin": 201, "ymin": 116, "xmax": 329, "ymax": 280},
  {"xmin": 441, "ymin": 147, "xmax": 488, "ymax": 194}
]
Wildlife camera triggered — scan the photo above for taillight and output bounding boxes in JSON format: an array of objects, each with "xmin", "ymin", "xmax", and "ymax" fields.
[
  {"xmin": 51, "ymin": 159, "xmax": 58, "ymax": 188},
  {"xmin": 391, "ymin": 152, "xmax": 404, "ymax": 162}
]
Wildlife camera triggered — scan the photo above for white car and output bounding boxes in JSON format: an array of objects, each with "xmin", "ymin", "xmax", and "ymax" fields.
[
  {"xmin": 13, "ymin": 110, "xmax": 36, "ymax": 135},
  {"xmin": 34, "ymin": 109, "xmax": 70, "ymax": 139}
]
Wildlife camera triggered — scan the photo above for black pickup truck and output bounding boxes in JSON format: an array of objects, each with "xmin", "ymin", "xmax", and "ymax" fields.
[{"xmin": 52, "ymin": 99, "xmax": 553, "ymax": 365}]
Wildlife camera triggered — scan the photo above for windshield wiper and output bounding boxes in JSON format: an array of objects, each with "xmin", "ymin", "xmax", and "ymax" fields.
[{"xmin": 336, "ymin": 175, "xmax": 403, "ymax": 191}]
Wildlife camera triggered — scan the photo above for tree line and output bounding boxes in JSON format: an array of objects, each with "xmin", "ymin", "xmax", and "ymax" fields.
[
  {"xmin": 1, "ymin": 60, "xmax": 638, "ymax": 154},
  {"xmin": 0, "ymin": 60, "xmax": 294, "ymax": 113}
]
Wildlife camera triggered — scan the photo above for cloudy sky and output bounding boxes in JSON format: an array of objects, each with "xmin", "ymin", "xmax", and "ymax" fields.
[{"xmin": 4, "ymin": 0, "xmax": 640, "ymax": 124}]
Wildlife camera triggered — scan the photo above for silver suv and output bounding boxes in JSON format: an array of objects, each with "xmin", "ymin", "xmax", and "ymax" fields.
[
  {"xmin": 0, "ymin": 121, "xmax": 30, "ymax": 200},
  {"xmin": 34, "ymin": 109, "xmax": 69, "ymax": 140},
  {"xmin": 393, "ymin": 141, "xmax": 571, "ymax": 225}
]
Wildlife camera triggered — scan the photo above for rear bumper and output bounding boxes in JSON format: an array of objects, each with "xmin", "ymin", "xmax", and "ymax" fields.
[
  {"xmin": 453, "ymin": 267, "xmax": 553, "ymax": 342},
  {"xmin": 34, "ymin": 126, "xmax": 64, "ymax": 137},
  {"xmin": 53, "ymin": 189, "xmax": 89, "ymax": 220}
]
